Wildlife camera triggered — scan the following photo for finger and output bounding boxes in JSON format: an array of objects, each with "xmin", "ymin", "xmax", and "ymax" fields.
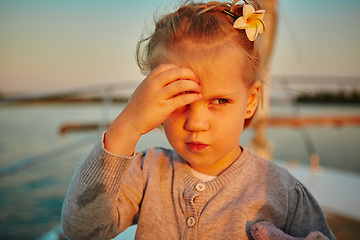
[
  {"xmin": 130, "ymin": 64, "xmax": 181, "ymax": 100},
  {"xmin": 168, "ymin": 91, "xmax": 202, "ymax": 110},
  {"xmin": 163, "ymin": 79, "xmax": 201, "ymax": 99},
  {"xmin": 305, "ymin": 232, "xmax": 329, "ymax": 240},
  {"xmin": 155, "ymin": 66, "xmax": 198, "ymax": 87},
  {"xmin": 147, "ymin": 64, "xmax": 179, "ymax": 80},
  {"xmin": 251, "ymin": 221, "xmax": 296, "ymax": 240}
]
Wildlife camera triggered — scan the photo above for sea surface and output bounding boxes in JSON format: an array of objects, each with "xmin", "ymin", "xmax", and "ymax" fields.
[{"xmin": 0, "ymin": 102, "xmax": 359, "ymax": 239}]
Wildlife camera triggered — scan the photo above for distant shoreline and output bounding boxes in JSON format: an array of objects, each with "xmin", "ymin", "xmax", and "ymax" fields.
[
  {"xmin": 296, "ymin": 90, "xmax": 360, "ymax": 104},
  {"xmin": 0, "ymin": 96, "xmax": 129, "ymax": 105}
]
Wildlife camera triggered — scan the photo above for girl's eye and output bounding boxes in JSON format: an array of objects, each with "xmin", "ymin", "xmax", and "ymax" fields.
[{"xmin": 211, "ymin": 98, "xmax": 230, "ymax": 105}]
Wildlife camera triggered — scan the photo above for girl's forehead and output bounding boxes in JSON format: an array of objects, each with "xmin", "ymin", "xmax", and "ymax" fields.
[
  {"xmin": 166, "ymin": 53, "xmax": 247, "ymax": 97},
  {"xmin": 166, "ymin": 44, "xmax": 245, "ymax": 80}
]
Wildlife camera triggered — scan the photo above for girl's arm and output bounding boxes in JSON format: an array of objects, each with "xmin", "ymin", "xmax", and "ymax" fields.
[
  {"xmin": 61, "ymin": 64, "xmax": 202, "ymax": 240},
  {"xmin": 250, "ymin": 180, "xmax": 335, "ymax": 240},
  {"xmin": 61, "ymin": 141, "xmax": 138, "ymax": 240},
  {"xmin": 283, "ymin": 181, "xmax": 336, "ymax": 239}
]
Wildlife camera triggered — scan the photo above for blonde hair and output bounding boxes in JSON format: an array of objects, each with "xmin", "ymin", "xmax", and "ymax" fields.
[{"xmin": 136, "ymin": 0, "xmax": 263, "ymax": 126}]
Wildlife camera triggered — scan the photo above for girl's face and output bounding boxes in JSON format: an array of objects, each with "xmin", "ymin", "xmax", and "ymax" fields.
[{"xmin": 162, "ymin": 46, "xmax": 260, "ymax": 176}]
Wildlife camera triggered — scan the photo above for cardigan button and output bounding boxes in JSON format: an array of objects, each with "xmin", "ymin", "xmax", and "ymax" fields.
[
  {"xmin": 195, "ymin": 183, "xmax": 206, "ymax": 192},
  {"xmin": 186, "ymin": 216, "xmax": 196, "ymax": 227}
]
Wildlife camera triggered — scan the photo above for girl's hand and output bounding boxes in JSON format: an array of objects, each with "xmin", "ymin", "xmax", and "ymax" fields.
[
  {"xmin": 122, "ymin": 64, "xmax": 201, "ymax": 135},
  {"xmin": 104, "ymin": 64, "xmax": 202, "ymax": 155}
]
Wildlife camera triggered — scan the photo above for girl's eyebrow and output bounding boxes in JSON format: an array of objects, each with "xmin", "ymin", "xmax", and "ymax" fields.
[
  {"xmin": 208, "ymin": 95, "xmax": 231, "ymax": 99},
  {"xmin": 205, "ymin": 91, "xmax": 239, "ymax": 99}
]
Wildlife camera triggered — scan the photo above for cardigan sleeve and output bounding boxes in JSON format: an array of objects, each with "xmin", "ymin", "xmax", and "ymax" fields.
[
  {"xmin": 285, "ymin": 181, "xmax": 336, "ymax": 240},
  {"xmin": 61, "ymin": 138, "xmax": 144, "ymax": 240}
]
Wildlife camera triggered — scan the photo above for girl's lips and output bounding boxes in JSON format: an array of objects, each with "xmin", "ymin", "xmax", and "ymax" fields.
[{"xmin": 186, "ymin": 142, "xmax": 209, "ymax": 152}]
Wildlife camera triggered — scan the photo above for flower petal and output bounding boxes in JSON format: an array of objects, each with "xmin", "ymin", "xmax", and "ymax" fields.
[
  {"xmin": 233, "ymin": 17, "xmax": 248, "ymax": 29},
  {"xmin": 257, "ymin": 18, "xmax": 266, "ymax": 33},
  {"xmin": 242, "ymin": 4, "xmax": 255, "ymax": 20},
  {"xmin": 245, "ymin": 26, "xmax": 258, "ymax": 41},
  {"xmin": 253, "ymin": 10, "xmax": 265, "ymax": 20}
]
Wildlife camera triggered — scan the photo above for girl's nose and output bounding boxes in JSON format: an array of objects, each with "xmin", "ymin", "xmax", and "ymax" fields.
[{"xmin": 183, "ymin": 104, "xmax": 209, "ymax": 132}]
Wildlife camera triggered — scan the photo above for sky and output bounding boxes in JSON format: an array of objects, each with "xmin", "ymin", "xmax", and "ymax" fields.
[{"xmin": 0, "ymin": 0, "xmax": 360, "ymax": 94}]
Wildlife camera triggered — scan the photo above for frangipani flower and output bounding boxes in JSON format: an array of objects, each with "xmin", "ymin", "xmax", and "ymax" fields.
[{"xmin": 233, "ymin": 4, "xmax": 266, "ymax": 41}]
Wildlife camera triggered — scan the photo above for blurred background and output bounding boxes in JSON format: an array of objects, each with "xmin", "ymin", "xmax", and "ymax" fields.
[{"xmin": 0, "ymin": 0, "xmax": 359, "ymax": 239}]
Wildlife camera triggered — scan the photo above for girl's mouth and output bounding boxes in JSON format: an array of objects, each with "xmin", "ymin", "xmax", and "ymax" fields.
[{"xmin": 186, "ymin": 142, "xmax": 209, "ymax": 152}]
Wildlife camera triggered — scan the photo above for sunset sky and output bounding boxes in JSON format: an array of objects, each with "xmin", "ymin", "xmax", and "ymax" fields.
[{"xmin": 0, "ymin": 0, "xmax": 359, "ymax": 94}]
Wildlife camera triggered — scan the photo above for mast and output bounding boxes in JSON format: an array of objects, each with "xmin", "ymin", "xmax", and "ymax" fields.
[{"xmin": 249, "ymin": 0, "xmax": 278, "ymax": 159}]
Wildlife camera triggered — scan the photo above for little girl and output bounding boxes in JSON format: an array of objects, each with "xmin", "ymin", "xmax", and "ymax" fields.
[{"xmin": 61, "ymin": 1, "xmax": 335, "ymax": 239}]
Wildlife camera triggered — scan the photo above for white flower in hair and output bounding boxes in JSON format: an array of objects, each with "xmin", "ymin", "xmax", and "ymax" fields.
[{"xmin": 233, "ymin": 4, "xmax": 266, "ymax": 41}]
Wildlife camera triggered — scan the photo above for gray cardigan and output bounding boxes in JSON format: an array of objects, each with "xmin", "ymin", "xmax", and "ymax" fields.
[{"xmin": 61, "ymin": 140, "xmax": 335, "ymax": 239}]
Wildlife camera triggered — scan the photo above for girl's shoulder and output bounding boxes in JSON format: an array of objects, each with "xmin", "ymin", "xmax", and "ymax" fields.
[
  {"xmin": 243, "ymin": 148, "xmax": 320, "ymax": 211},
  {"xmin": 243, "ymin": 147, "xmax": 299, "ymax": 190}
]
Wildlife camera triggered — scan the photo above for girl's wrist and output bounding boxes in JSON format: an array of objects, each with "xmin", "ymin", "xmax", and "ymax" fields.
[{"xmin": 104, "ymin": 116, "xmax": 141, "ymax": 156}]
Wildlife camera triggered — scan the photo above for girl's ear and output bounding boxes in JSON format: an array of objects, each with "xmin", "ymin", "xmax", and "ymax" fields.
[{"xmin": 245, "ymin": 81, "xmax": 261, "ymax": 119}]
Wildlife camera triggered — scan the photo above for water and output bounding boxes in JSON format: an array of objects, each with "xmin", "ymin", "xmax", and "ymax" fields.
[{"xmin": 0, "ymin": 102, "xmax": 359, "ymax": 239}]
